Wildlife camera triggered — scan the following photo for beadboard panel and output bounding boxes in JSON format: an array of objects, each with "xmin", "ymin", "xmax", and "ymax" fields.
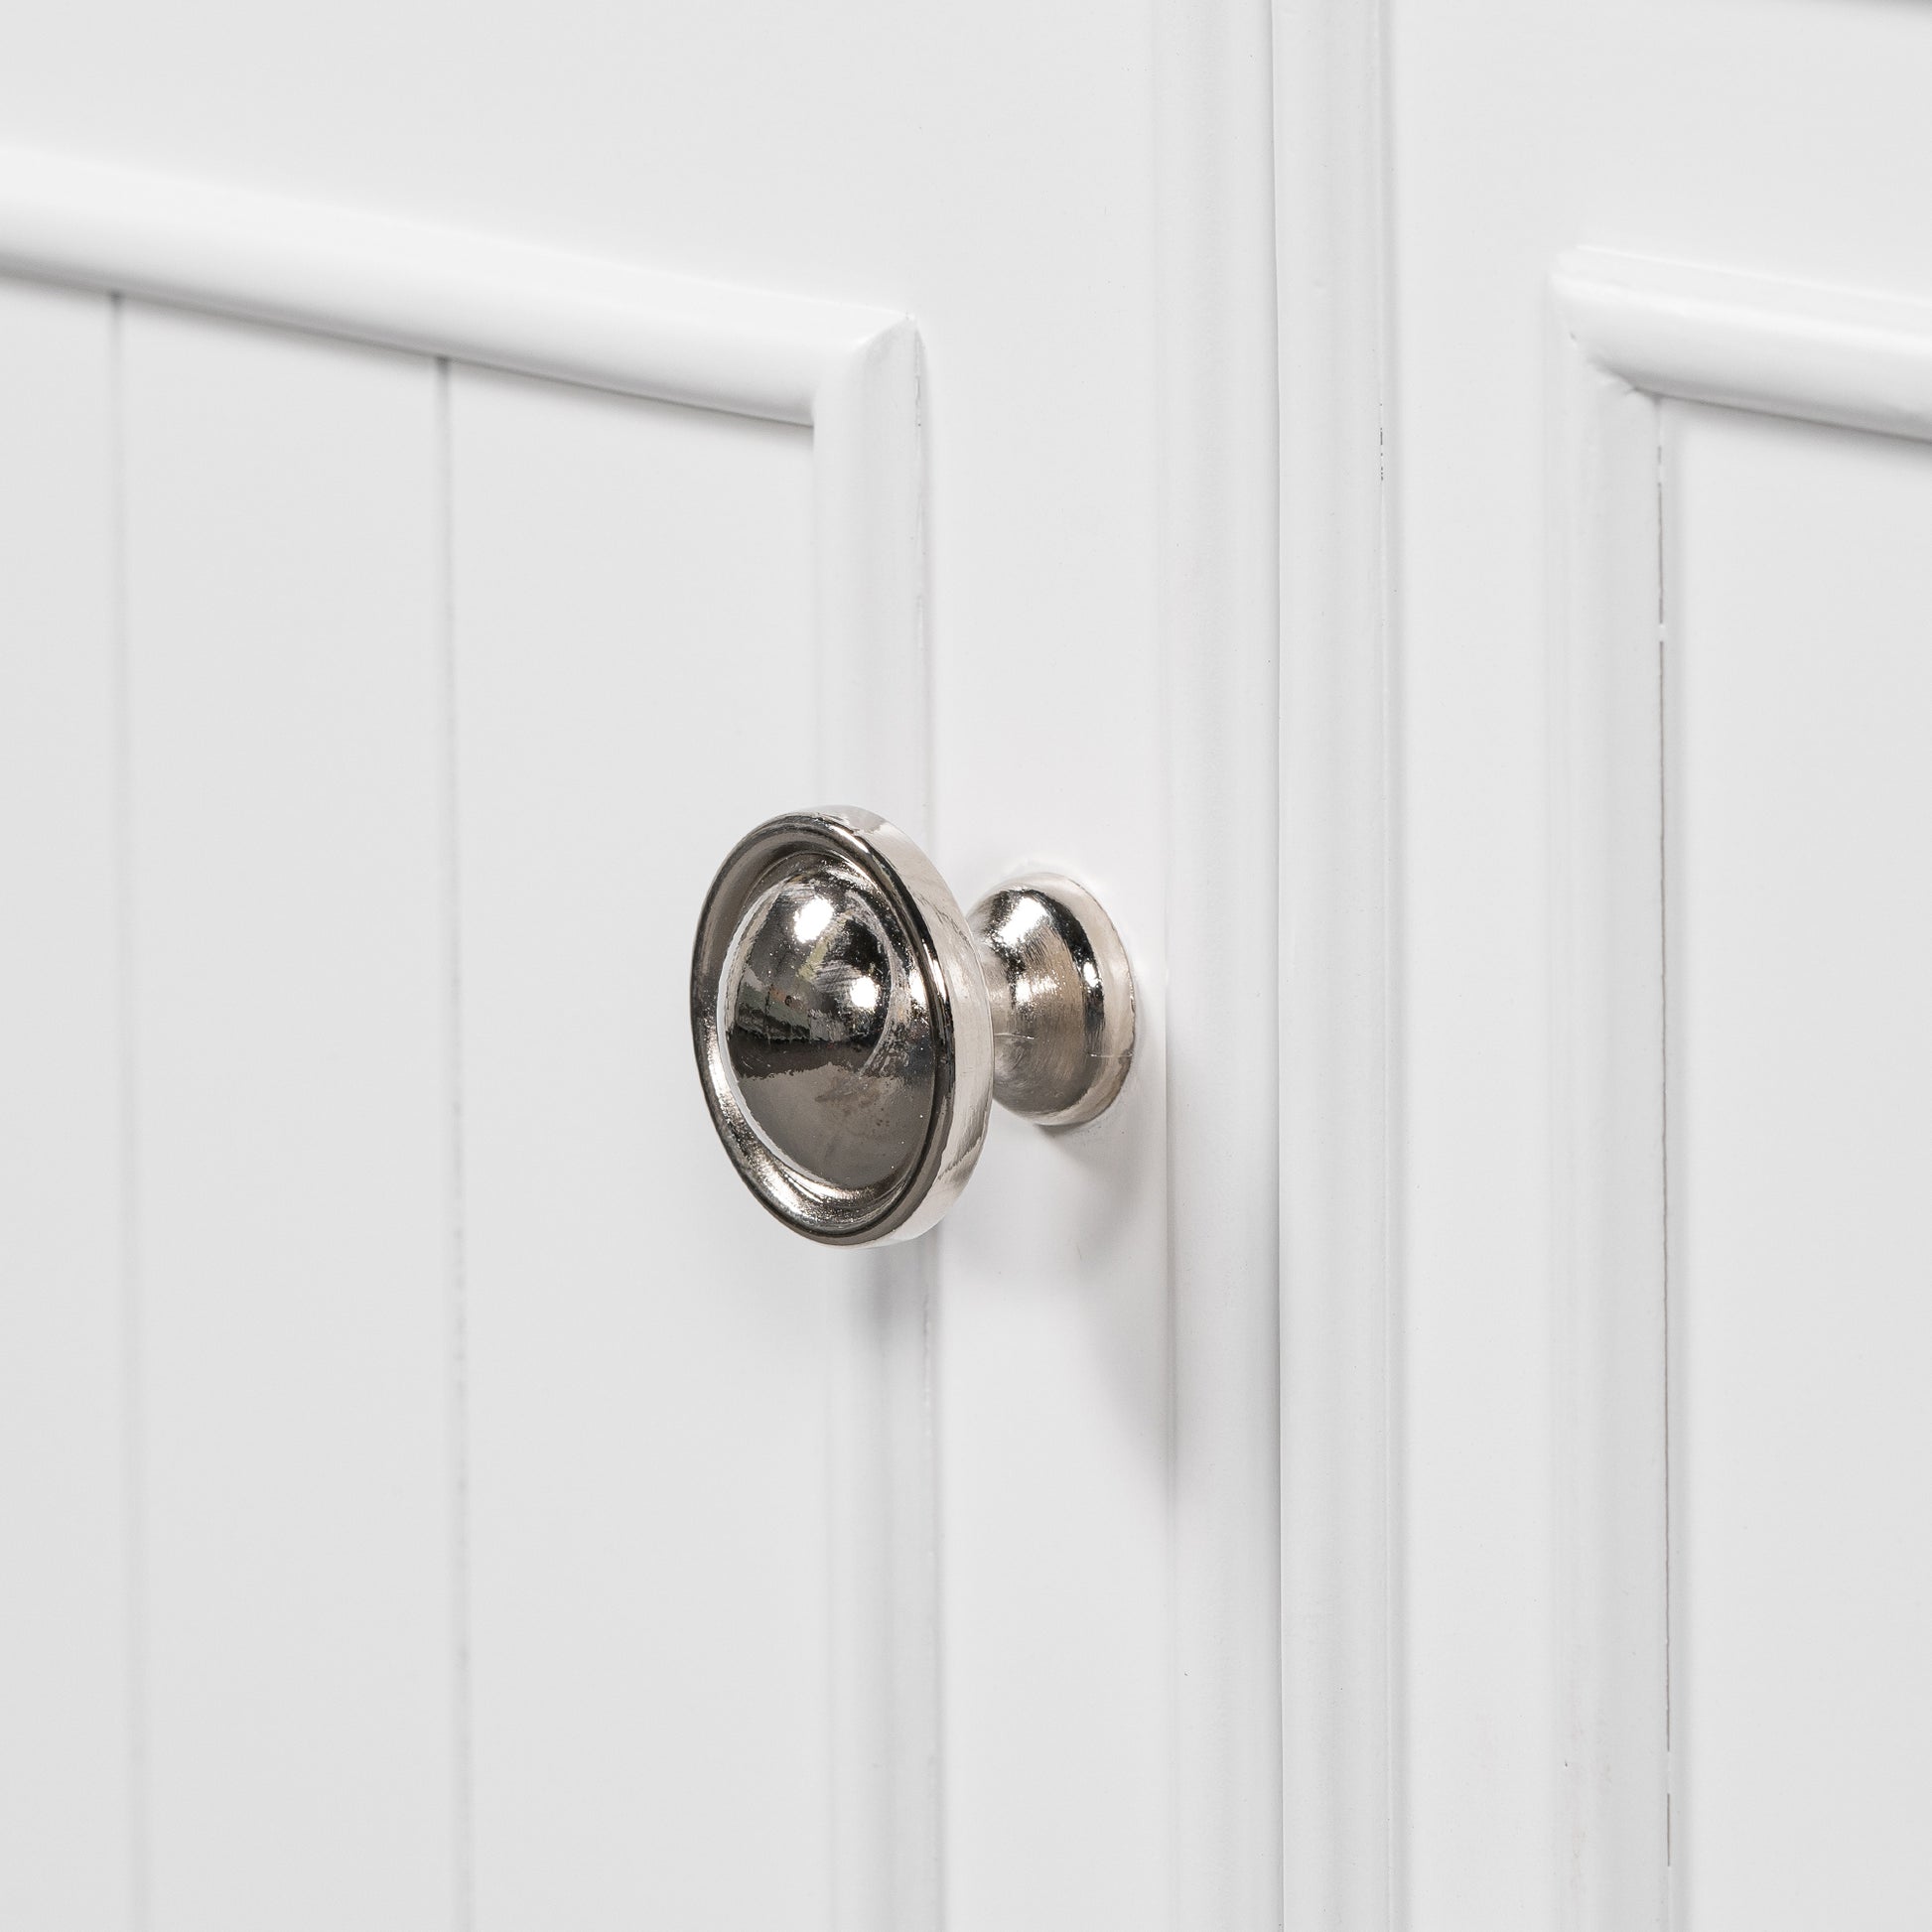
[
  {"xmin": 0, "ymin": 250, "xmax": 902, "ymax": 1929},
  {"xmin": 0, "ymin": 157, "xmax": 934, "ymax": 1927}
]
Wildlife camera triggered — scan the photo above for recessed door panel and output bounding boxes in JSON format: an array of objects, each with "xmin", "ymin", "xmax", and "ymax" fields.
[
  {"xmin": 1665, "ymin": 401, "xmax": 1932, "ymax": 1928},
  {"xmin": 0, "ymin": 285, "xmax": 838, "ymax": 1925}
]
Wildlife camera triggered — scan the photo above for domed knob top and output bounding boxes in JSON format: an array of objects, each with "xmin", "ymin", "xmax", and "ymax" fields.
[
  {"xmin": 718, "ymin": 856, "xmax": 936, "ymax": 1193},
  {"xmin": 691, "ymin": 808, "xmax": 1134, "ymax": 1247}
]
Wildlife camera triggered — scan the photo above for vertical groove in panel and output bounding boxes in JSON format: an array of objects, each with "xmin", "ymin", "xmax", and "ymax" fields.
[
  {"xmin": 0, "ymin": 275, "xmax": 134, "ymax": 1931},
  {"xmin": 121, "ymin": 303, "xmax": 456, "ymax": 1932},
  {"xmin": 434, "ymin": 354, "xmax": 476, "ymax": 1932},
  {"xmin": 108, "ymin": 288, "xmax": 151, "ymax": 1932}
]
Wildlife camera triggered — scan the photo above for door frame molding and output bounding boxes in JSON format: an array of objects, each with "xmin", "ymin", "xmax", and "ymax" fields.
[
  {"xmin": 0, "ymin": 146, "xmax": 922, "ymax": 790},
  {"xmin": 1549, "ymin": 247, "xmax": 1932, "ymax": 1932}
]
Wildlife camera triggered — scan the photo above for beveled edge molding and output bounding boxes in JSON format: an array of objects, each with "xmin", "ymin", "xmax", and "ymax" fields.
[
  {"xmin": 0, "ymin": 146, "xmax": 924, "ymax": 813},
  {"xmin": 0, "ymin": 142, "xmax": 886, "ymax": 418},
  {"xmin": 1549, "ymin": 248, "xmax": 1932, "ymax": 1932},
  {"xmin": 0, "ymin": 142, "xmax": 932, "ymax": 1932}
]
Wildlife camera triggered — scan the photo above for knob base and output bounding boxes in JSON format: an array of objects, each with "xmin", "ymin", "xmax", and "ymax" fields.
[{"xmin": 969, "ymin": 874, "xmax": 1136, "ymax": 1127}]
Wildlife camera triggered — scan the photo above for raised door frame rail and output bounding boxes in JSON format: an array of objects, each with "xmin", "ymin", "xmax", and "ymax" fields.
[{"xmin": 1550, "ymin": 247, "xmax": 1932, "ymax": 1932}]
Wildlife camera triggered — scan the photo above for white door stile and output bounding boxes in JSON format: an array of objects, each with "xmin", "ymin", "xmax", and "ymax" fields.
[
  {"xmin": 1547, "ymin": 293, "xmax": 1670, "ymax": 1932},
  {"xmin": 0, "ymin": 277, "xmax": 135, "ymax": 1929},
  {"xmin": 1155, "ymin": 0, "xmax": 1285, "ymax": 1926},
  {"xmin": 1550, "ymin": 251, "xmax": 1932, "ymax": 1932},
  {"xmin": 1274, "ymin": 0, "xmax": 1399, "ymax": 1924}
]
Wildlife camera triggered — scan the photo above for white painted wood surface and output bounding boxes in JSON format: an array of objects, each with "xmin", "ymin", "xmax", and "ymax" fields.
[
  {"xmin": 1155, "ymin": 0, "xmax": 1284, "ymax": 1926},
  {"xmin": 0, "ymin": 278, "xmax": 132, "ymax": 1931},
  {"xmin": 0, "ymin": 0, "xmax": 1245, "ymax": 1904},
  {"xmin": 120, "ymin": 304, "xmax": 458, "ymax": 1929},
  {"xmin": 1548, "ymin": 253, "xmax": 1932, "ymax": 1931},
  {"xmin": 1274, "ymin": 0, "xmax": 1395, "ymax": 1923},
  {"xmin": 9, "ymin": 0, "xmax": 1932, "ymax": 1922},
  {"xmin": 449, "ymin": 366, "xmax": 832, "ymax": 1927},
  {"xmin": 0, "ymin": 145, "xmax": 900, "ymax": 426},
  {"xmin": 1665, "ymin": 403, "xmax": 1932, "ymax": 1930},
  {"xmin": 0, "ymin": 273, "xmax": 939, "ymax": 1921},
  {"xmin": 1384, "ymin": 0, "xmax": 1932, "ymax": 1906}
]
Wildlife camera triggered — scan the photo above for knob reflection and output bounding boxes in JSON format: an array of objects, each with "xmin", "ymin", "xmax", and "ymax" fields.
[{"xmin": 718, "ymin": 858, "xmax": 936, "ymax": 1191}]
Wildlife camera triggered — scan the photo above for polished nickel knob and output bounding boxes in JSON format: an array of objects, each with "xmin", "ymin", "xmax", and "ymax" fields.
[{"xmin": 690, "ymin": 808, "xmax": 1135, "ymax": 1245}]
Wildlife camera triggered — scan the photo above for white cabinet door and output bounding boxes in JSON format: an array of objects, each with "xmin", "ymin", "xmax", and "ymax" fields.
[
  {"xmin": 0, "ymin": 6, "xmax": 1279, "ymax": 1931},
  {"xmin": 16, "ymin": 5, "xmax": 1914, "ymax": 1929},
  {"xmin": 1376, "ymin": 6, "xmax": 1932, "ymax": 1928}
]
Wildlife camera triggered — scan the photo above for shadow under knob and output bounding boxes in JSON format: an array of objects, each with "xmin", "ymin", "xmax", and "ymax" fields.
[{"xmin": 690, "ymin": 808, "xmax": 1135, "ymax": 1247}]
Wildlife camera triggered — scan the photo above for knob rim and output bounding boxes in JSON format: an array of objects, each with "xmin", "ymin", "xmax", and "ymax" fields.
[{"xmin": 690, "ymin": 808, "xmax": 993, "ymax": 1247}]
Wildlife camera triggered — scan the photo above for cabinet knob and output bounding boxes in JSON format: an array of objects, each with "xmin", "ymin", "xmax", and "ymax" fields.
[{"xmin": 690, "ymin": 808, "xmax": 1135, "ymax": 1246}]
